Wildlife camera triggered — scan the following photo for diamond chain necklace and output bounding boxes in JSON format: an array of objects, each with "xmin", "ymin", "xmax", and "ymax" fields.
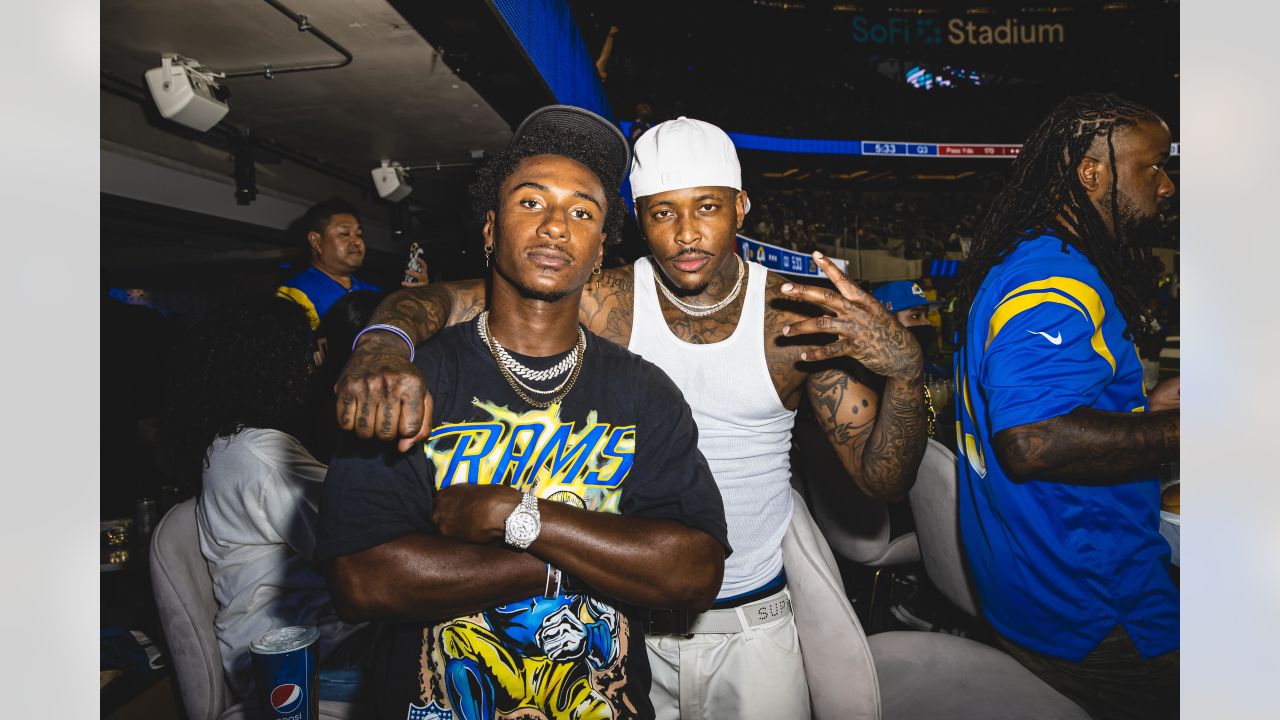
[
  {"xmin": 655, "ymin": 255, "xmax": 745, "ymax": 317},
  {"xmin": 478, "ymin": 311, "xmax": 586, "ymax": 408},
  {"xmin": 477, "ymin": 312, "xmax": 579, "ymax": 381}
]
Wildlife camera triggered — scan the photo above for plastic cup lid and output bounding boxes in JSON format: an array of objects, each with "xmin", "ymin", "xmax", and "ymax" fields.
[{"xmin": 249, "ymin": 626, "xmax": 320, "ymax": 655}]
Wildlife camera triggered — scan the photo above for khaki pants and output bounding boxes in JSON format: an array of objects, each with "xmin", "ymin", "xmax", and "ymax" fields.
[{"xmin": 646, "ymin": 601, "xmax": 810, "ymax": 720}]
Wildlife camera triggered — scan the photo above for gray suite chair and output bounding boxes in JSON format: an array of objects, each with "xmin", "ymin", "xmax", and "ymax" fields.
[
  {"xmin": 807, "ymin": 474, "xmax": 920, "ymax": 620},
  {"xmin": 788, "ymin": 484, "xmax": 1089, "ymax": 719},
  {"xmin": 791, "ymin": 412, "xmax": 920, "ymax": 625},
  {"xmin": 150, "ymin": 498, "xmax": 364, "ymax": 720},
  {"xmin": 864, "ymin": 439, "xmax": 1090, "ymax": 719},
  {"xmin": 906, "ymin": 438, "xmax": 981, "ymax": 617}
]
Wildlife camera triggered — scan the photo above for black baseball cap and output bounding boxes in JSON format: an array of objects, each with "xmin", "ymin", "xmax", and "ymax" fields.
[{"xmin": 511, "ymin": 105, "xmax": 631, "ymax": 191}]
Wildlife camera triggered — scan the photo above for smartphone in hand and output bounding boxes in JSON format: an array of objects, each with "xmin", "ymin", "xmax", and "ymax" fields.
[{"xmin": 404, "ymin": 242, "xmax": 425, "ymax": 284}]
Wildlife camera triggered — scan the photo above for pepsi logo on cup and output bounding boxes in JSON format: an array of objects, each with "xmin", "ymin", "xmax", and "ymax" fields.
[{"xmin": 271, "ymin": 683, "xmax": 304, "ymax": 714}]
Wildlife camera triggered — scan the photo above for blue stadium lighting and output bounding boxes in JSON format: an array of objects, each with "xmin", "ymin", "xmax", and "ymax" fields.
[
  {"xmin": 489, "ymin": 0, "xmax": 611, "ymax": 117},
  {"xmin": 616, "ymin": 122, "xmax": 1179, "ymax": 159},
  {"xmin": 724, "ymin": 130, "xmax": 864, "ymax": 155},
  {"xmin": 928, "ymin": 260, "xmax": 961, "ymax": 277}
]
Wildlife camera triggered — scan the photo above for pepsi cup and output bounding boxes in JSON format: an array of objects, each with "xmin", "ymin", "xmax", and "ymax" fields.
[{"xmin": 249, "ymin": 626, "xmax": 319, "ymax": 720}]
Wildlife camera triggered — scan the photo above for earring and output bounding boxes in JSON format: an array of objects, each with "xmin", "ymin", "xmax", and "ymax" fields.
[
  {"xmin": 592, "ymin": 264, "xmax": 602, "ymax": 291},
  {"xmin": 484, "ymin": 245, "xmax": 492, "ymax": 267}
]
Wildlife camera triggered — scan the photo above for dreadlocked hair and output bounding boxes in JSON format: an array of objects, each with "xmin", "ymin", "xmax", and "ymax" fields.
[{"xmin": 955, "ymin": 93, "xmax": 1162, "ymax": 342}]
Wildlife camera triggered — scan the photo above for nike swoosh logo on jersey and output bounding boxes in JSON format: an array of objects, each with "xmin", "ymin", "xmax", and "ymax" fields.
[{"xmin": 1027, "ymin": 330, "xmax": 1063, "ymax": 345}]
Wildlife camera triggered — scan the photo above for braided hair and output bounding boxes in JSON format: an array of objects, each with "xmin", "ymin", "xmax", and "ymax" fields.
[{"xmin": 955, "ymin": 93, "xmax": 1163, "ymax": 341}]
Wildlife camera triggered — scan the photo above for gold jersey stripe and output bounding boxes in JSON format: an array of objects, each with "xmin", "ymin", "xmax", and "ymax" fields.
[
  {"xmin": 276, "ymin": 286, "xmax": 320, "ymax": 330},
  {"xmin": 986, "ymin": 278, "xmax": 1116, "ymax": 373}
]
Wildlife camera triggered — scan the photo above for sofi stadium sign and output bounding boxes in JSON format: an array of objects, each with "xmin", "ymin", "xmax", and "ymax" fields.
[{"xmin": 852, "ymin": 15, "xmax": 1066, "ymax": 46}]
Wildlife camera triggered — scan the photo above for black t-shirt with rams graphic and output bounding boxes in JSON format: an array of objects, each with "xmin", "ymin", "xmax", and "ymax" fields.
[{"xmin": 316, "ymin": 318, "xmax": 730, "ymax": 720}]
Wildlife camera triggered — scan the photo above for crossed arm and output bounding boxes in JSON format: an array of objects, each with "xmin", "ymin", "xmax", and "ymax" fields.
[
  {"xmin": 326, "ymin": 485, "xmax": 724, "ymax": 625},
  {"xmin": 325, "ymin": 532, "xmax": 545, "ymax": 624}
]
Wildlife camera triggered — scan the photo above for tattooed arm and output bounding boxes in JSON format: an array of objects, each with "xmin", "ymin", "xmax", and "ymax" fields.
[
  {"xmin": 374, "ymin": 279, "xmax": 488, "ymax": 345},
  {"xmin": 335, "ymin": 269, "xmax": 633, "ymax": 451},
  {"xmin": 778, "ymin": 253, "xmax": 927, "ymax": 501},
  {"xmin": 577, "ymin": 265, "xmax": 634, "ymax": 344},
  {"xmin": 335, "ymin": 280, "xmax": 486, "ymax": 450},
  {"xmin": 995, "ymin": 407, "xmax": 1179, "ymax": 484},
  {"xmin": 805, "ymin": 366, "xmax": 925, "ymax": 501}
]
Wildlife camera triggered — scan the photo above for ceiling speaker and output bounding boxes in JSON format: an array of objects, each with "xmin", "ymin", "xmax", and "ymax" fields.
[{"xmin": 372, "ymin": 163, "xmax": 412, "ymax": 202}]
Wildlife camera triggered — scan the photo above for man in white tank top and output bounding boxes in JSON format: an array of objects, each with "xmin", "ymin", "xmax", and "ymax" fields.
[{"xmin": 335, "ymin": 115, "xmax": 928, "ymax": 719}]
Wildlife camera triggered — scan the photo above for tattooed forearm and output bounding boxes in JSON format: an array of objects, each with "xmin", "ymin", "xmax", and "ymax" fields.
[
  {"xmin": 806, "ymin": 368, "xmax": 922, "ymax": 501},
  {"xmin": 367, "ymin": 280, "xmax": 486, "ymax": 346},
  {"xmin": 994, "ymin": 407, "xmax": 1179, "ymax": 484},
  {"xmin": 368, "ymin": 290, "xmax": 436, "ymax": 346},
  {"xmin": 858, "ymin": 375, "xmax": 927, "ymax": 501}
]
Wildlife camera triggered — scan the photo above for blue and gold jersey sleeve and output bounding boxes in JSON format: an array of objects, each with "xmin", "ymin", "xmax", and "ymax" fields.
[
  {"xmin": 276, "ymin": 285, "xmax": 321, "ymax": 331},
  {"xmin": 980, "ymin": 274, "xmax": 1118, "ymax": 434}
]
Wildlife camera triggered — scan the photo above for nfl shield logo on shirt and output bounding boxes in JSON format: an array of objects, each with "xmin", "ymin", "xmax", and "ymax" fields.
[{"xmin": 406, "ymin": 701, "xmax": 453, "ymax": 720}]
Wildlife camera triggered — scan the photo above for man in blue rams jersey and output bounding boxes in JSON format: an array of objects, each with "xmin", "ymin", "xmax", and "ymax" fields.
[
  {"xmin": 277, "ymin": 197, "xmax": 382, "ymax": 330},
  {"xmin": 953, "ymin": 93, "xmax": 1179, "ymax": 720}
]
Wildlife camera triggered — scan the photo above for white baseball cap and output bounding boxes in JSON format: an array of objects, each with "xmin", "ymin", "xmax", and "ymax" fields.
[{"xmin": 630, "ymin": 117, "xmax": 750, "ymax": 213}]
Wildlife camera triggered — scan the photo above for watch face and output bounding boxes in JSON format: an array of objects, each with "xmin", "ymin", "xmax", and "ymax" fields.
[{"xmin": 509, "ymin": 511, "xmax": 539, "ymax": 542}]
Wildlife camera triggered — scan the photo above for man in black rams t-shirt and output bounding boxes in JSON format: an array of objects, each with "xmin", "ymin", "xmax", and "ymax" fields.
[{"xmin": 315, "ymin": 106, "xmax": 729, "ymax": 720}]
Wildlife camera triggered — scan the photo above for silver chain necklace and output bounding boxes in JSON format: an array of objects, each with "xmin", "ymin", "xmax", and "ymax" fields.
[
  {"xmin": 655, "ymin": 255, "xmax": 746, "ymax": 317},
  {"xmin": 477, "ymin": 311, "xmax": 580, "ymax": 382},
  {"xmin": 477, "ymin": 312, "xmax": 585, "ymax": 398}
]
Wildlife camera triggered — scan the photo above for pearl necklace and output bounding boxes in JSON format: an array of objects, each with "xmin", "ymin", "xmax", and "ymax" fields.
[
  {"xmin": 655, "ymin": 255, "xmax": 745, "ymax": 317},
  {"xmin": 478, "ymin": 312, "xmax": 586, "ymax": 408}
]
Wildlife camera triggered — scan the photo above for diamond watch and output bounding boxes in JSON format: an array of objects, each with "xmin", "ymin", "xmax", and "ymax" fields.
[{"xmin": 504, "ymin": 492, "xmax": 541, "ymax": 550}]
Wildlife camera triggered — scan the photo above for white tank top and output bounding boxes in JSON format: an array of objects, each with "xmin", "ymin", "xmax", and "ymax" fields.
[{"xmin": 629, "ymin": 257, "xmax": 797, "ymax": 598}]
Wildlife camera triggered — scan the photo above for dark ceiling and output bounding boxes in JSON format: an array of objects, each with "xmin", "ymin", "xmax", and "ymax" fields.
[
  {"xmin": 100, "ymin": 0, "xmax": 1179, "ymax": 289},
  {"xmin": 100, "ymin": 0, "xmax": 514, "ymax": 189},
  {"xmin": 100, "ymin": 0, "xmax": 568, "ymax": 287}
]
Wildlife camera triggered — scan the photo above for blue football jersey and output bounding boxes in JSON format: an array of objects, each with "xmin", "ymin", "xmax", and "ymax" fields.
[
  {"xmin": 955, "ymin": 234, "xmax": 1177, "ymax": 661},
  {"xmin": 277, "ymin": 266, "xmax": 380, "ymax": 331}
]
